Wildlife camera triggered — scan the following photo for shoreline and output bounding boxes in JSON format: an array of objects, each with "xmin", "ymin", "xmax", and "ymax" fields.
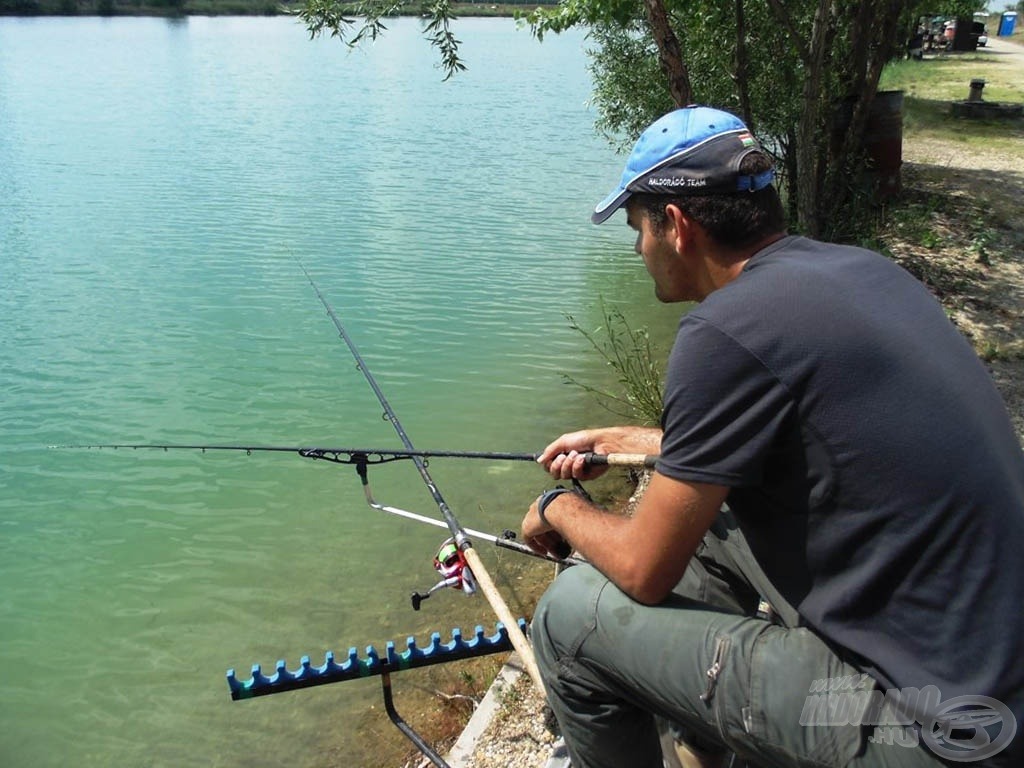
[{"xmin": 0, "ymin": 3, "xmax": 551, "ymax": 17}]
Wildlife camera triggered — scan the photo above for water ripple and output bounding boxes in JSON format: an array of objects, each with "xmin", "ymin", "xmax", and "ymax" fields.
[{"xmin": 0, "ymin": 16, "xmax": 682, "ymax": 768}]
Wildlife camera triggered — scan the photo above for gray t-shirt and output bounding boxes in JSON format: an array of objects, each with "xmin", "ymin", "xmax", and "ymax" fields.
[{"xmin": 657, "ymin": 235, "xmax": 1024, "ymax": 756}]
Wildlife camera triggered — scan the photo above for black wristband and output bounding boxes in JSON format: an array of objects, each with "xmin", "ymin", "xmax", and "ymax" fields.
[{"xmin": 537, "ymin": 487, "xmax": 574, "ymax": 526}]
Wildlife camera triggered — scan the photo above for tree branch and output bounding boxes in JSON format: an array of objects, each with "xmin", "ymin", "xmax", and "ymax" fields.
[{"xmin": 765, "ymin": 0, "xmax": 811, "ymax": 67}]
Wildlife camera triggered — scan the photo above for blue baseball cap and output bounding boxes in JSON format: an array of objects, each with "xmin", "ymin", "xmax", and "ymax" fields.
[{"xmin": 592, "ymin": 106, "xmax": 775, "ymax": 224}]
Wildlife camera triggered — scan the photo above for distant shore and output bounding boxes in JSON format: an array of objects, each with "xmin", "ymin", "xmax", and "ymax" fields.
[{"xmin": 0, "ymin": 0, "xmax": 553, "ymax": 17}]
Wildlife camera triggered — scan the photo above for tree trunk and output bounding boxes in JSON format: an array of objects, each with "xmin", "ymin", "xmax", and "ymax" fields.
[
  {"xmin": 793, "ymin": 0, "xmax": 908, "ymax": 238},
  {"xmin": 822, "ymin": 0, "xmax": 907, "ymax": 236},
  {"xmin": 795, "ymin": 0, "xmax": 835, "ymax": 237},
  {"xmin": 642, "ymin": 0, "xmax": 692, "ymax": 107},
  {"xmin": 733, "ymin": 0, "xmax": 754, "ymax": 128}
]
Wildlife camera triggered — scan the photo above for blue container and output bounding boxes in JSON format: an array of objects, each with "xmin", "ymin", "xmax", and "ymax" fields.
[{"xmin": 999, "ymin": 11, "xmax": 1017, "ymax": 36}]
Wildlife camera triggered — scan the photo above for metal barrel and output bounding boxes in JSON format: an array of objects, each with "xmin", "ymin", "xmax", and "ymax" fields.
[{"xmin": 863, "ymin": 90, "xmax": 904, "ymax": 198}]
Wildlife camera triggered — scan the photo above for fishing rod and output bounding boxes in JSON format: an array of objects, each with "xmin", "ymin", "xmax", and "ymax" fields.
[
  {"xmin": 54, "ymin": 272, "xmax": 659, "ymax": 692},
  {"xmin": 297, "ymin": 263, "xmax": 555, "ymax": 694},
  {"xmin": 54, "ymin": 443, "xmax": 650, "ymax": 568},
  {"xmin": 54, "ymin": 443, "xmax": 656, "ymax": 469}
]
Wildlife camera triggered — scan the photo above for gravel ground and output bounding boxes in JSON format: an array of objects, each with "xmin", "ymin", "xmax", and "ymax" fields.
[{"xmin": 452, "ymin": 663, "xmax": 561, "ymax": 768}]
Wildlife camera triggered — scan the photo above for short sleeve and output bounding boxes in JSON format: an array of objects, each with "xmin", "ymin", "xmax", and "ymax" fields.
[{"xmin": 657, "ymin": 316, "xmax": 795, "ymax": 486}]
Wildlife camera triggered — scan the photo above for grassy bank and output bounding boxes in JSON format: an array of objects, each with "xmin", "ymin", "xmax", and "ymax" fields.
[
  {"xmin": 880, "ymin": 43, "xmax": 1024, "ymax": 154},
  {"xmin": 873, "ymin": 37, "xmax": 1023, "ymax": 273}
]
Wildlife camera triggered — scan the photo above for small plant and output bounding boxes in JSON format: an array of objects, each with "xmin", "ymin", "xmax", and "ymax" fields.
[
  {"xmin": 919, "ymin": 227, "xmax": 942, "ymax": 250},
  {"xmin": 497, "ymin": 679, "xmax": 525, "ymax": 711},
  {"xmin": 970, "ymin": 230, "xmax": 992, "ymax": 265},
  {"xmin": 978, "ymin": 338, "xmax": 1024, "ymax": 362},
  {"xmin": 563, "ymin": 299, "xmax": 665, "ymax": 425},
  {"xmin": 979, "ymin": 339, "xmax": 1006, "ymax": 362},
  {"xmin": 966, "ymin": 211, "xmax": 995, "ymax": 266},
  {"xmin": 884, "ymin": 193, "xmax": 948, "ymax": 250}
]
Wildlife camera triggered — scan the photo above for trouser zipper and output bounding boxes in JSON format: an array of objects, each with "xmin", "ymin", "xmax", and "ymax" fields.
[{"xmin": 700, "ymin": 637, "xmax": 728, "ymax": 704}]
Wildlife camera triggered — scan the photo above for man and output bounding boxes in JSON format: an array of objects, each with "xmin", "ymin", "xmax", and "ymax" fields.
[{"xmin": 521, "ymin": 106, "xmax": 1024, "ymax": 768}]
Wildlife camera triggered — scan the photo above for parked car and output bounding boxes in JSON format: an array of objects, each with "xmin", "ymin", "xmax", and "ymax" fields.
[{"xmin": 973, "ymin": 21, "xmax": 988, "ymax": 47}]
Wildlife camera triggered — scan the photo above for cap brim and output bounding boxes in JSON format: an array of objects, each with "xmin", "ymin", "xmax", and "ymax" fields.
[{"xmin": 591, "ymin": 188, "xmax": 631, "ymax": 225}]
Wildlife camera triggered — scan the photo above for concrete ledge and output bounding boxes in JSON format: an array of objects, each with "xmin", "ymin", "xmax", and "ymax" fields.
[
  {"xmin": 445, "ymin": 653, "xmax": 525, "ymax": 766},
  {"xmin": 951, "ymin": 100, "xmax": 1024, "ymax": 119}
]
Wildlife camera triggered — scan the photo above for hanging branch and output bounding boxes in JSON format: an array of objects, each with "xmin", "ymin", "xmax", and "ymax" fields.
[
  {"xmin": 423, "ymin": 0, "xmax": 467, "ymax": 81},
  {"xmin": 297, "ymin": 0, "xmax": 466, "ymax": 80}
]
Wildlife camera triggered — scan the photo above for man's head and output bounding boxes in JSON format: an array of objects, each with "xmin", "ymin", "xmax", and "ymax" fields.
[
  {"xmin": 594, "ymin": 107, "xmax": 786, "ymax": 302},
  {"xmin": 592, "ymin": 106, "xmax": 784, "ymax": 250}
]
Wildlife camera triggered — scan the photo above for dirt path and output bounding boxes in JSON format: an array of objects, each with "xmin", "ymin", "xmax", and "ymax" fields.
[
  {"xmin": 904, "ymin": 35, "xmax": 1024, "ymax": 172},
  {"xmin": 887, "ymin": 34, "xmax": 1024, "ymax": 439}
]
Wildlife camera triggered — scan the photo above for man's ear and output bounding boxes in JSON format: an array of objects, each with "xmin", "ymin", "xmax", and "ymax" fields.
[{"xmin": 663, "ymin": 203, "xmax": 694, "ymax": 253}]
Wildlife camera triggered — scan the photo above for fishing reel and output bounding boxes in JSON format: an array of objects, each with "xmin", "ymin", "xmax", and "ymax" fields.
[{"xmin": 411, "ymin": 537, "xmax": 478, "ymax": 611}]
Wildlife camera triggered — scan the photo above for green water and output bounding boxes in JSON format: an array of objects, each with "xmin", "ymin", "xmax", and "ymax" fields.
[{"xmin": 0, "ymin": 16, "xmax": 683, "ymax": 767}]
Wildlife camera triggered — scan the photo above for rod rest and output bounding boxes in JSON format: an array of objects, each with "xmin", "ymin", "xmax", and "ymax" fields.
[{"xmin": 226, "ymin": 620, "xmax": 527, "ymax": 700}]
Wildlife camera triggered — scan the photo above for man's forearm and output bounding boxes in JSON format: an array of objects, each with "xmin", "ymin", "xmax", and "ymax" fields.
[
  {"xmin": 530, "ymin": 473, "xmax": 726, "ymax": 605},
  {"xmin": 599, "ymin": 426, "xmax": 663, "ymax": 455},
  {"xmin": 541, "ymin": 492, "xmax": 662, "ymax": 602}
]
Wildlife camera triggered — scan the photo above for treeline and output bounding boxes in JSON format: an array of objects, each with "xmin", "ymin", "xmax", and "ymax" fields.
[
  {"xmin": 0, "ymin": 0, "xmax": 552, "ymax": 15},
  {"xmin": 1, "ymin": 0, "xmax": 284, "ymax": 14}
]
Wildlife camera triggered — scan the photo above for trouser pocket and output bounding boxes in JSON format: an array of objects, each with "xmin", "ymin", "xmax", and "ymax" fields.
[{"xmin": 742, "ymin": 626, "xmax": 869, "ymax": 767}]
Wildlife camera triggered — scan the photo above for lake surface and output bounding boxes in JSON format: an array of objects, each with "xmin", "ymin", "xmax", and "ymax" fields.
[{"xmin": 0, "ymin": 16, "xmax": 683, "ymax": 767}]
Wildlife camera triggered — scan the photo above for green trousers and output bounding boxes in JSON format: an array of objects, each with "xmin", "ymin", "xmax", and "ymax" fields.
[{"xmin": 531, "ymin": 511, "xmax": 949, "ymax": 768}]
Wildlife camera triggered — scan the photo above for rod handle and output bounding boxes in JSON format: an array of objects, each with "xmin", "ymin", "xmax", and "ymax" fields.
[{"xmin": 584, "ymin": 452, "xmax": 657, "ymax": 469}]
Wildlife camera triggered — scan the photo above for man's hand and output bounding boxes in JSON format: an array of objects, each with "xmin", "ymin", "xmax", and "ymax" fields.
[
  {"xmin": 522, "ymin": 494, "xmax": 572, "ymax": 559},
  {"xmin": 537, "ymin": 426, "xmax": 662, "ymax": 480},
  {"xmin": 521, "ymin": 471, "xmax": 727, "ymax": 605}
]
